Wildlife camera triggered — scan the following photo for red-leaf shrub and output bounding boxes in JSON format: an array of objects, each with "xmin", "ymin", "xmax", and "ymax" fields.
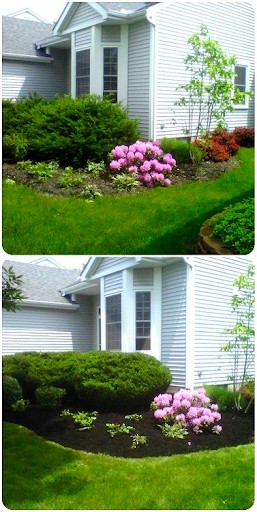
[
  {"xmin": 212, "ymin": 129, "xmax": 239, "ymax": 155},
  {"xmin": 194, "ymin": 129, "xmax": 239, "ymax": 162},
  {"xmin": 233, "ymin": 127, "xmax": 254, "ymax": 147}
]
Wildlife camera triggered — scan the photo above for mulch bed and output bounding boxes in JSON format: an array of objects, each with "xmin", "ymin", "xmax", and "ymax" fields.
[
  {"xmin": 3, "ymin": 406, "xmax": 254, "ymax": 459},
  {"xmin": 2, "ymin": 156, "xmax": 240, "ymax": 198}
]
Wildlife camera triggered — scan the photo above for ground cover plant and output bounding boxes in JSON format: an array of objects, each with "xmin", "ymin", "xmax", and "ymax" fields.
[
  {"xmin": 3, "ymin": 421, "xmax": 254, "ymax": 510},
  {"xmin": 2, "ymin": 147, "xmax": 254, "ymax": 254}
]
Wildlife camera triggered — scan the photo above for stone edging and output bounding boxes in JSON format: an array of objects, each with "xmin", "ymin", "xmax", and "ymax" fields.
[{"xmin": 198, "ymin": 212, "xmax": 234, "ymax": 255}]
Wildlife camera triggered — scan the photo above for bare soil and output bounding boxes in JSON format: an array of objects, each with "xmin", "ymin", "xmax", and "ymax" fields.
[
  {"xmin": 2, "ymin": 157, "xmax": 240, "ymax": 198},
  {"xmin": 3, "ymin": 406, "xmax": 253, "ymax": 459}
]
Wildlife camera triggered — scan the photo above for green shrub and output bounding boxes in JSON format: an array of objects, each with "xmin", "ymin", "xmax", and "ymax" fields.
[
  {"xmin": 3, "ymin": 375, "xmax": 23, "ymax": 410},
  {"xmin": 35, "ymin": 386, "xmax": 66, "ymax": 409},
  {"xmin": 3, "ymin": 351, "xmax": 171, "ymax": 412},
  {"xmin": 2, "ymin": 95, "xmax": 140, "ymax": 167},
  {"xmin": 59, "ymin": 167, "xmax": 84, "ymax": 188},
  {"xmin": 160, "ymin": 137, "xmax": 203, "ymax": 164},
  {"xmin": 204, "ymin": 385, "xmax": 245, "ymax": 411},
  {"xmin": 111, "ymin": 173, "xmax": 141, "ymax": 191},
  {"xmin": 3, "ymin": 134, "xmax": 28, "ymax": 161},
  {"xmin": 210, "ymin": 198, "xmax": 254, "ymax": 254}
]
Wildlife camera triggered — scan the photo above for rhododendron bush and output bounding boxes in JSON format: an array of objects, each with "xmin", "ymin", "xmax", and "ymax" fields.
[
  {"xmin": 151, "ymin": 388, "xmax": 222, "ymax": 435},
  {"xmin": 109, "ymin": 140, "xmax": 176, "ymax": 187}
]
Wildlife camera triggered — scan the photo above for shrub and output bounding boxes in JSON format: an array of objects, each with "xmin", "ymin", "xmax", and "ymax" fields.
[
  {"xmin": 59, "ymin": 167, "xmax": 84, "ymax": 188},
  {"xmin": 11, "ymin": 399, "xmax": 30, "ymax": 412},
  {"xmin": 3, "ymin": 375, "xmax": 23, "ymax": 410},
  {"xmin": 204, "ymin": 385, "xmax": 237, "ymax": 411},
  {"xmin": 109, "ymin": 140, "xmax": 176, "ymax": 188},
  {"xmin": 194, "ymin": 130, "xmax": 239, "ymax": 162},
  {"xmin": 233, "ymin": 127, "xmax": 254, "ymax": 147},
  {"xmin": 27, "ymin": 161, "xmax": 59, "ymax": 182},
  {"xmin": 2, "ymin": 351, "xmax": 171, "ymax": 412},
  {"xmin": 111, "ymin": 173, "xmax": 141, "ymax": 191},
  {"xmin": 2, "ymin": 95, "xmax": 140, "ymax": 166},
  {"xmin": 3, "ymin": 134, "xmax": 28, "ymax": 161},
  {"xmin": 212, "ymin": 129, "xmax": 239, "ymax": 155},
  {"xmin": 210, "ymin": 198, "xmax": 254, "ymax": 254},
  {"xmin": 35, "ymin": 386, "xmax": 66, "ymax": 409},
  {"xmin": 80, "ymin": 183, "xmax": 102, "ymax": 201},
  {"xmin": 160, "ymin": 137, "xmax": 203, "ymax": 164}
]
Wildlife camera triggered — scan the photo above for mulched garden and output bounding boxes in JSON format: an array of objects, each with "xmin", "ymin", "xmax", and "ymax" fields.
[
  {"xmin": 2, "ymin": 156, "xmax": 240, "ymax": 198},
  {"xmin": 3, "ymin": 406, "xmax": 254, "ymax": 459}
]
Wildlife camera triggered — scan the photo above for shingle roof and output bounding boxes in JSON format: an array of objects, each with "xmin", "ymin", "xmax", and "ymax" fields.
[
  {"xmin": 99, "ymin": 2, "xmax": 159, "ymax": 13},
  {"xmin": 3, "ymin": 260, "xmax": 79, "ymax": 304},
  {"xmin": 2, "ymin": 16, "xmax": 53, "ymax": 56}
]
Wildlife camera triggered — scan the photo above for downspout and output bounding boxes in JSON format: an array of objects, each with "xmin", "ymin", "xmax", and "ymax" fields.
[
  {"xmin": 146, "ymin": 9, "xmax": 157, "ymax": 140},
  {"xmin": 183, "ymin": 257, "xmax": 195, "ymax": 389}
]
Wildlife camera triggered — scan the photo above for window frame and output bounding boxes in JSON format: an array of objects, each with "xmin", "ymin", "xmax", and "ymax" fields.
[
  {"xmin": 233, "ymin": 61, "xmax": 250, "ymax": 109},
  {"xmin": 135, "ymin": 291, "xmax": 151, "ymax": 351},
  {"xmin": 105, "ymin": 293, "xmax": 122, "ymax": 351},
  {"xmin": 102, "ymin": 46, "xmax": 118, "ymax": 103},
  {"xmin": 76, "ymin": 48, "xmax": 90, "ymax": 97}
]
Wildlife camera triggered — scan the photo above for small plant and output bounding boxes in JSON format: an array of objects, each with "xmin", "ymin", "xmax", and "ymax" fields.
[
  {"xmin": 3, "ymin": 179, "xmax": 16, "ymax": 185},
  {"xmin": 211, "ymin": 198, "xmax": 254, "ymax": 254},
  {"xmin": 72, "ymin": 411, "xmax": 98, "ymax": 431},
  {"xmin": 3, "ymin": 133, "xmax": 28, "ymax": 161},
  {"xmin": 27, "ymin": 161, "xmax": 59, "ymax": 182},
  {"xmin": 16, "ymin": 160, "xmax": 33, "ymax": 170},
  {"xmin": 112, "ymin": 173, "xmax": 141, "ymax": 191},
  {"xmin": 106, "ymin": 423, "xmax": 135, "ymax": 438},
  {"xmin": 233, "ymin": 127, "xmax": 254, "ymax": 147},
  {"xmin": 59, "ymin": 167, "xmax": 84, "ymax": 188},
  {"xmin": 60, "ymin": 409, "xmax": 71, "ymax": 417},
  {"xmin": 158, "ymin": 422, "xmax": 189, "ymax": 439},
  {"xmin": 125, "ymin": 413, "xmax": 143, "ymax": 422},
  {"xmin": 85, "ymin": 160, "xmax": 106, "ymax": 177},
  {"xmin": 11, "ymin": 399, "xmax": 29, "ymax": 412},
  {"xmin": 131, "ymin": 434, "xmax": 148, "ymax": 449},
  {"xmin": 35, "ymin": 386, "xmax": 66, "ymax": 409},
  {"xmin": 80, "ymin": 183, "xmax": 102, "ymax": 201}
]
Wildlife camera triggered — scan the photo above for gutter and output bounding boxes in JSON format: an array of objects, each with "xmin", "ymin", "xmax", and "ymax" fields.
[
  {"xmin": 20, "ymin": 300, "xmax": 79, "ymax": 310},
  {"xmin": 61, "ymin": 282, "xmax": 99, "ymax": 295},
  {"xmin": 2, "ymin": 53, "xmax": 53, "ymax": 63}
]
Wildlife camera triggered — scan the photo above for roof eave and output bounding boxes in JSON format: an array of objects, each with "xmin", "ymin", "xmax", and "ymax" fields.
[{"xmin": 2, "ymin": 53, "xmax": 54, "ymax": 62}]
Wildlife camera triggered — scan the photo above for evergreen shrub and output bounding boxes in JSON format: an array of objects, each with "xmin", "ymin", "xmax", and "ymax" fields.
[{"xmin": 3, "ymin": 375, "xmax": 23, "ymax": 410}]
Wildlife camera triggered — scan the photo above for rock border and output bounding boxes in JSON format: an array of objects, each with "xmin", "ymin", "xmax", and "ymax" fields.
[{"xmin": 198, "ymin": 212, "xmax": 234, "ymax": 255}]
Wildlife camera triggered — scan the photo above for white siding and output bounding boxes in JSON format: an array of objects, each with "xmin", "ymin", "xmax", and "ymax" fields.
[
  {"xmin": 101, "ymin": 25, "xmax": 121, "ymax": 43},
  {"xmin": 94, "ymin": 257, "xmax": 132, "ymax": 275},
  {"xmin": 161, "ymin": 261, "xmax": 188, "ymax": 387},
  {"xmin": 193, "ymin": 256, "xmax": 254, "ymax": 386},
  {"xmin": 67, "ymin": 3, "xmax": 102, "ymax": 30},
  {"xmin": 2, "ymin": 48, "xmax": 69, "ymax": 100},
  {"xmin": 133, "ymin": 268, "xmax": 154, "ymax": 287},
  {"xmin": 128, "ymin": 20, "xmax": 151, "ymax": 138},
  {"xmin": 154, "ymin": 1, "xmax": 255, "ymax": 139},
  {"xmin": 104, "ymin": 272, "xmax": 123, "ymax": 295},
  {"xmin": 75, "ymin": 27, "xmax": 91, "ymax": 49},
  {"xmin": 2, "ymin": 296, "xmax": 96, "ymax": 355}
]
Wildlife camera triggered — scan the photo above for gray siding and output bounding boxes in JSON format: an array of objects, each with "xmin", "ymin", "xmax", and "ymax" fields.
[
  {"xmin": 104, "ymin": 272, "xmax": 123, "ymax": 295},
  {"xmin": 161, "ymin": 261, "xmax": 187, "ymax": 387},
  {"xmin": 67, "ymin": 3, "xmax": 102, "ymax": 30},
  {"xmin": 154, "ymin": 1, "xmax": 255, "ymax": 139},
  {"xmin": 2, "ymin": 296, "xmax": 96, "ymax": 355},
  {"xmin": 75, "ymin": 27, "xmax": 92, "ymax": 49},
  {"xmin": 133, "ymin": 268, "xmax": 154, "ymax": 287},
  {"xmin": 2, "ymin": 48, "xmax": 69, "ymax": 100},
  {"xmin": 94, "ymin": 257, "xmax": 132, "ymax": 275},
  {"xmin": 128, "ymin": 20, "xmax": 151, "ymax": 138},
  {"xmin": 101, "ymin": 25, "xmax": 121, "ymax": 43},
  {"xmin": 193, "ymin": 256, "xmax": 254, "ymax": 386}
]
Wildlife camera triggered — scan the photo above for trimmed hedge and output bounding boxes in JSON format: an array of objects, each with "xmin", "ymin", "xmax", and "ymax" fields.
[
  {"xmin": 2, "ymin": 95, "xmax": 140, "ymax": 166},
  {"xmin": 3, "ymin": 375, "xmax": 23, "ymax": 410},
  {"xmin": 2, "ymin": 351, "xmax": 171, "ymax": 412}
]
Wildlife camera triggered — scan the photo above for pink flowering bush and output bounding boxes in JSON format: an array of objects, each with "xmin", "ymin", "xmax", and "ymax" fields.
[
  {"xmin": 109, "ymin": 140, "xmax": 176, "ymax": 188},
  {"xmin": 151, "ymin": 388, "xmax": 222, "ymax": 435}
]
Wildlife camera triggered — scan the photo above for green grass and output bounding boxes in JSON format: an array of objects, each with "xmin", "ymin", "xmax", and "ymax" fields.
[
  {"xmin": 3, "ymin": 422, "xmax": 254, "ymax": 510},
  {"xmin": 3, "ymin": 148, "xmax": 254, "ymax": 254}
]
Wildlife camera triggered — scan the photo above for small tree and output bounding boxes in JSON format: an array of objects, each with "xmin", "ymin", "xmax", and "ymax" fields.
[
  {"xmin": 221, "ymin": 264, "xmax": 255, "ymax": 412},
  {"xmin": 176, "ymin": 25, "xmax": 251, "ymax": 144},
  {"xmin": 2, "ymin": 266, "xmax": 26, "ymax": 312}
]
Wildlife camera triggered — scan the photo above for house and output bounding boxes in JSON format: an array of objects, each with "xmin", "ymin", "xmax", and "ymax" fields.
[
  {"xmin": 2, "ymin": 1, "xmax": 254, "ymax": 139},
  {"xmin": 2, "ymin": 256, "xmax": 254, "ymax": 390}
]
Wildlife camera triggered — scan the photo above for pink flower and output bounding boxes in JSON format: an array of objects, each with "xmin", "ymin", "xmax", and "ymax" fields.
[
  {"xmin": 140, "ymin": 161, "xmax": 152, "ymax": 172},
  {"xmin": 154, "ymin": 409, "xmax": 166, "ymax": 420},
  {"xmin": 211, "ymin": 404, "xmax": 219, "ymax": 411},
  {"xmin": 213, "ymin": 424, "xmax": 222, "ymax": 434},
  {"xmin": 134, "ymin": 151, "xmax": 144, "ymax": 161},
  {"xmin": 109, "ymin": 160, "xmax": 121, "ymax": 170},
  {"xmin": 164, "ymin": 178, "xmax": 172, "ymax": 186},
  {"xmin": 128, "ymin": 165, "xmax": 138, "ymax": 173}
]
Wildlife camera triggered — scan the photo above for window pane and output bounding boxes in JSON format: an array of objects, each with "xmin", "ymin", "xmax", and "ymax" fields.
[
  {"xmin": 136, "ymin": 292, "xmax": 151, "ymax": 351},
  {"xmin": 76, "ymin": 50, "xmax": 90, "ymax": 97},
  {"xmin": 106, "ymin": 294, "xmax": 121, "ymax": 350},
  {"xmin": 76, "ymin": 77, "xmax": 90, "ymax": 96},
  {"xmin": 103, "ymin": 47, "xmax": 118, "ymax": 103},
  {"xmin": 235, "ymin": 66, "xmax": 246, "ymax": 86},
  {"xmin": 136, "ymin": 338, "xmax": 151, "ymax": 350}
]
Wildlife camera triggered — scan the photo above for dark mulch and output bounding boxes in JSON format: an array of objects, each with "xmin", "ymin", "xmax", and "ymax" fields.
[
  {"xmin": 2, "ymin": 156, "xmax": 240, "ymax": 198},
  {"xmin": 3, "ymin": 406, "xmax": 254, "ymax": 459}
]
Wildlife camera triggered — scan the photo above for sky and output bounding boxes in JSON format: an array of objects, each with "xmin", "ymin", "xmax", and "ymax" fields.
[
  {"xmin": 0, "ymin": 0, "xmax": 68, "ymax": 22},
  {"xmin": 2, "ymin": 253, "xmax": 89, "ymax": 270}
]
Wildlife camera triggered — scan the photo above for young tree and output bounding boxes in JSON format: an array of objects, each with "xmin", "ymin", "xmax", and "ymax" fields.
[
  {"xmin": 176, "ymin": 25, "xmax": 251, "ymax": 143},
  {"xmin": 221, "ymin": 264, "xmax": 255, "ymax": 412},
  {"xmin": 2, "ymin": 266, "xmax": 26, "ymax": 312}
]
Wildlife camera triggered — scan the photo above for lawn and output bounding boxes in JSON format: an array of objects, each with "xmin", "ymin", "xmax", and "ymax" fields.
[
  {"xmin": 3, "ymin": 422, "xmax": 254, "ymax": 510},
  {"xmin": 2, "ymin": 148, "xmax": 254, "ymax": 255}
]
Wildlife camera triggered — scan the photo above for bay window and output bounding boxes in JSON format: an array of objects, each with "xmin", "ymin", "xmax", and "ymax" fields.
[
  {"xmin": 103, "ymin": 47, "xmax": 118, "ymax": 103},
  {"xmin": 76, "ymin": 49, "xmax": 90, "ymax": 97},
  {"xmin": 136, "ymin": 291, "xmax": 151, "ymax": 350},
  {"xmin": 106, "ymin": 294, "xmax": 121, "ymax": 350}
]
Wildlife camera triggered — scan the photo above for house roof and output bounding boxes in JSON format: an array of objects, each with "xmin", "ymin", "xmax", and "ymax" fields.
[
  {"xmin": 3, "ymin": 260, "xmax": 79, "ymax": 306},
  {"xmin": 98, "ymin": 2, "xmax": 159, "ymax": 13},
  {"xmin": 2, "ymin": 15, "xmax": 53, "ymax": 57}
]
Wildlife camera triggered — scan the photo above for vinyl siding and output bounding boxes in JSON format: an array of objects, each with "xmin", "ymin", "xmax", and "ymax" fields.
[
  {"xmin": 75, "ymin": 27, "xmax": 91, "ymax": 49},
  {"xmin": 101, "ymin": 25, "xmax": 121, "ymax": 43},
  {"xmin": 93, "ymin": 257, "xmax": 132, "ymax": 275},
  {"xmin": 161, "ymin": 261, "xmax": 187, "ymax": 387},
  {"xmin": 133, "ymin": 268, "xmax": 154, "ymax": 287},
  {"xmin": 154, "ymin": 1, "xmax": 255, "ymax": 139},
  {"xmin": 128, "ymin": 20, "xmax": 151, "ymax": 138},
  {"xmin": 104, "ymin": 272, "xmax": 123, "ymax": 295},
  {"xmin": 2, "ymin": 48, "xmax": 69, "ymax": 100},
  {"xmin": 2, "ymin": 296, "xmax": 96, "ymax": 355},
  {"xmin": 193, "ymin": 256, "xmax": 254, "ymax": 386},
  {"xmin": 66, "ymin": 3, "xmax": 103, "ymax": 30}
]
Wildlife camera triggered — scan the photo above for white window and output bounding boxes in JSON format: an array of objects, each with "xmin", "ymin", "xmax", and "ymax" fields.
[
  {"xmin": 106, "ymin": 294, "xmax": 121, "ymax": 350},
  {"xmin": 234, "ymin": 62, "xmax": 249, "ymax": 108},
  {"xmin": 136, "ymin": 291, "xmax": 151, "ymax": 351},
  {"xmin": 76, "ymin": 49, "xmax": 90, "ymax": 97},
  {"xmin": 103, "ymin": 47, "xmax": 118, "ymax": 103}
]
